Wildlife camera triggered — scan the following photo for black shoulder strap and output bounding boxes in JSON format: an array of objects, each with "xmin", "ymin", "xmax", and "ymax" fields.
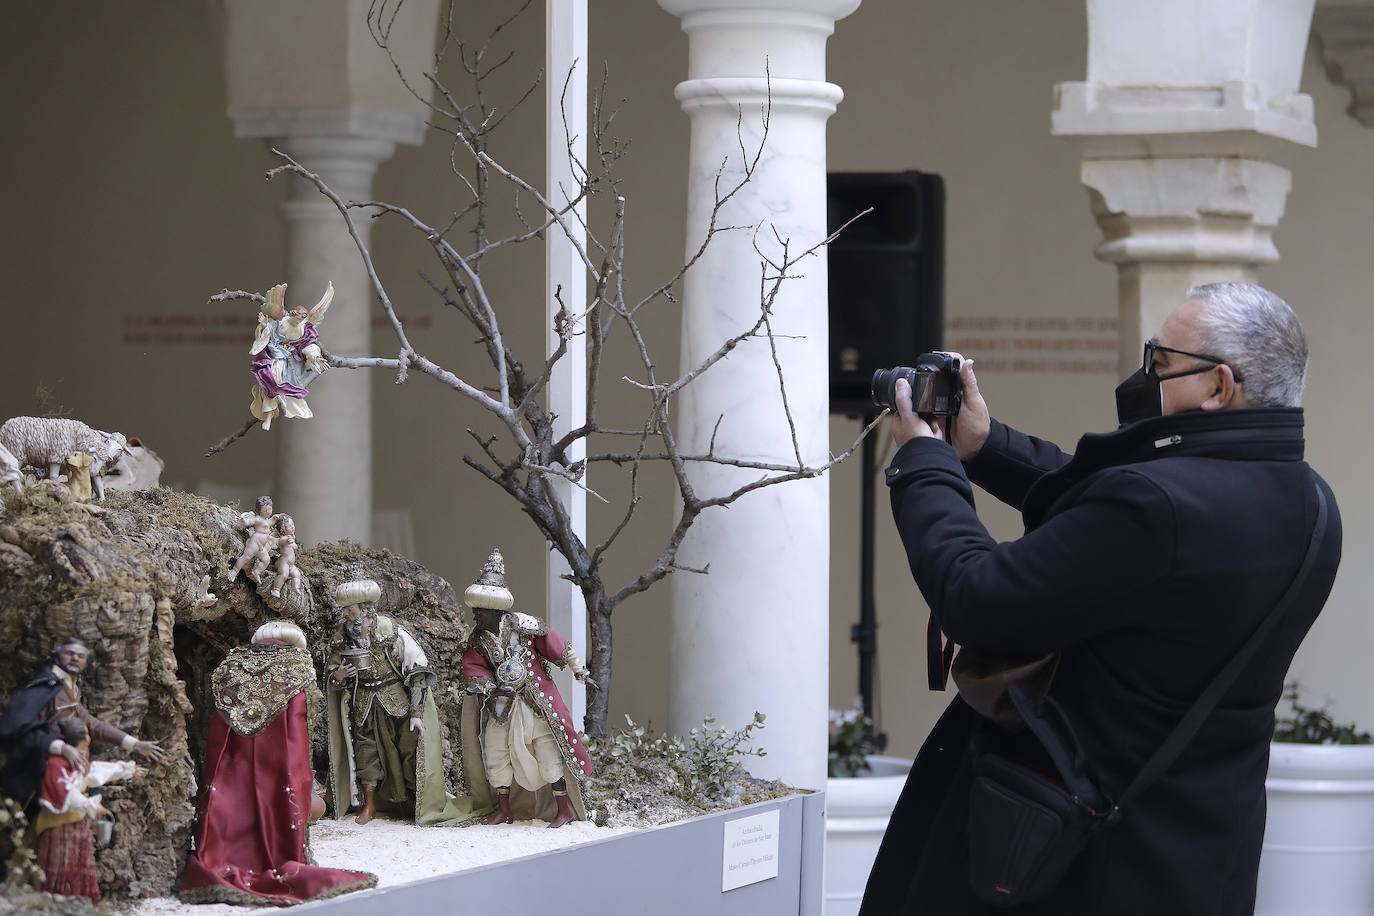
[{"xmin": 1011, "ymin": 478, "xmax": 1329, "ymax": 818}]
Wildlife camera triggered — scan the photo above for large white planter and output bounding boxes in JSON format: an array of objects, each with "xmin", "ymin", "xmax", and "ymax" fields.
[
  {"xmin": 824, "ymin": 755, "xmax": 912, "ymax": 916},
  {"xmin": 1256, "ymin": 743, "xmax": 1374, "ymax": 916}
]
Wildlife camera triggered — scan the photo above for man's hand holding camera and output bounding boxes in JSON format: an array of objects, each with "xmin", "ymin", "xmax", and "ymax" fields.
[{"xmin": 888, "ymin": 353, "xmax": 990, "ymax": 458}]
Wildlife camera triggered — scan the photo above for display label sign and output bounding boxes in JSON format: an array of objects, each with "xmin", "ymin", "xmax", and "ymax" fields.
[{"xmin": 721, "ymin": 808, "xmax": 780, "ymax": 892}]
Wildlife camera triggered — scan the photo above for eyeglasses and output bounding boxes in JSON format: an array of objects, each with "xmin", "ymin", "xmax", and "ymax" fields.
[{"xmin": 1142, "ymin": 342, "xmax": 1244, "ymax": 383}]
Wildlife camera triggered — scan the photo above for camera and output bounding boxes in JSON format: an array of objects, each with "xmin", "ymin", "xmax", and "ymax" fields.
[{"xmin": 872, "ymin": 352, "xmax": 962, "ymax": 417}]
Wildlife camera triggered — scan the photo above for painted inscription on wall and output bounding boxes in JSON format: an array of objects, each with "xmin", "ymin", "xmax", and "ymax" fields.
[{"xmin": 944, "ymin": 315, "xmax": 1119, "ymax": 374}]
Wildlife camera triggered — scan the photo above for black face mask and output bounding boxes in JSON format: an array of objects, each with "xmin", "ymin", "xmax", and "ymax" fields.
[{"xmin": 1115, "ymin": 368, "xmax": 1162, "ymax": 427}]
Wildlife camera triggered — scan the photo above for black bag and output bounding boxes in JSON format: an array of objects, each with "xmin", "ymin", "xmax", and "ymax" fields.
[
  {"xmin": 964, "ymin": 481, "xmax": 1328, "ymax": 908},
  {"xmin": 967, "ymin": 686, "xmax": 1115, "ymax": 908}
]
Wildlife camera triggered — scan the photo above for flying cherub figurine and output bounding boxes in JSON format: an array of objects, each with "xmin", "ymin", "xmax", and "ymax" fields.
[{"xmin": 249, "ymin": 282, "xmax": 333, "ymax": 430}]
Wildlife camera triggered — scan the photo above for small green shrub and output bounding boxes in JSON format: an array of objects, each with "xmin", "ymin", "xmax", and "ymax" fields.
[
  {"xmin": 1273, "ymin": 680, "xmax": 1371, "ymax": 745},
  {"xmin": 828, "ymin": 704, "xmax": 878, "ymax": 778},
  {"xmin": 591, "ymin": 712, "xmax": 767, "ymax": 803}
]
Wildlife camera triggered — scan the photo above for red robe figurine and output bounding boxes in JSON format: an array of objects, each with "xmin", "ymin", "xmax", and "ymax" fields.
[
  {"xmin": 459, "ymin": 549, "xmax": 593, "ymax": 828},
  {"xmin": 180, "ymin": 622, "xmax": 376, "ymax": 906},
  {"xmin": 34, "ymin": 731, "xmax": 133, "ymax": 906}
]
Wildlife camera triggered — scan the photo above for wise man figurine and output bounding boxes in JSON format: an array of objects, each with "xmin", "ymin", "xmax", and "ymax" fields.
[
  {"xmin": 323, "ymin": 576, "xmax": 485, "ymax": 827},
  {"xmin": 460, "ymin": 549, "xmax": 594, "ymax": 828}
]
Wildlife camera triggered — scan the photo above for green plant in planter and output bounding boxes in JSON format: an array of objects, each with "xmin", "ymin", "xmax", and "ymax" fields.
[
  {"xmin": 829, "ymin": 704, "xmax": 880, "ymax": 778},
  {"xmin": 591, "ymin": 712, "xmax": 770, "ymax": 803},
  {"xmin": 1273, "ymin": 680, "xmax": 1372, "ymax": 745}
]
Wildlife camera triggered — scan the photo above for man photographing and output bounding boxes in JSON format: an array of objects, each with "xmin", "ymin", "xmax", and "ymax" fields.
[{"xmin": 861, "ymin": 283, "xmax": 1342, "ymax": 915}]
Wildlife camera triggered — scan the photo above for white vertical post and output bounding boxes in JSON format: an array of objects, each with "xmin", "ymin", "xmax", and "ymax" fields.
[{"xmin": 545, "ymin": 0, "xmax": 588, "ymax": 729}]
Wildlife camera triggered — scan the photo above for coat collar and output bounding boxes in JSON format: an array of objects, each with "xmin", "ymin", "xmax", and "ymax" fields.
[
  {"xmin": 1023, "ymin": 407, "xmax": 1305, "ymax": 527},
  {"xmin": 1071, "ymin": 407, "xmax": 1303, "ymax": 468}
]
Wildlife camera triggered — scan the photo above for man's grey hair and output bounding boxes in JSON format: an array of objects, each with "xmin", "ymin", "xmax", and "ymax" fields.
[{"xmin": 1186, "ymin": 282, "xmax": 1308, "ymax": 408}]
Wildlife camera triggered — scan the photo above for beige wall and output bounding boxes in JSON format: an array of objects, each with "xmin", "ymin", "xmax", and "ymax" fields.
[{"xmin": 1, "ymin": 1, "xmax": 1370, "ymax": 761}]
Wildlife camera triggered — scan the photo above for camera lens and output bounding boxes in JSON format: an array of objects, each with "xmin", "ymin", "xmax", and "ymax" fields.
[{"xmin": 871, "ymin": 367, "xmax": 917, "ymax": 413}]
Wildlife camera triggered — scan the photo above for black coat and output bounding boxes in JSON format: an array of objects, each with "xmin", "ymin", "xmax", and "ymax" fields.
[
  {"xmin": 0, "ymin": 672, "xmax": 64, "ymax": 804},
  {"xmin": 860, "ymin": 408, "xmax": 1341, "ymax": 916}
]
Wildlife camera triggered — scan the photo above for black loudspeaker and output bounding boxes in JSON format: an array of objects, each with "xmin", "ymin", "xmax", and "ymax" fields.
[{"xmin": 827, "ymin": 171, "xmax": 945, "ymax": 415}]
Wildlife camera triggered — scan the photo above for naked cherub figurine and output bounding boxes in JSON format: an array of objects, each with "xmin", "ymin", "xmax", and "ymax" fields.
[
  {"xmin": 271, "ymin": 514, "xmax": 302, "ymax": 598},
  {"xmin": 229, "ymin": 496, "xmax": 277, "ymax": 583},
  {"xmin": 250, "ymin": 282, "xmax": 333, "ymax": 430}
]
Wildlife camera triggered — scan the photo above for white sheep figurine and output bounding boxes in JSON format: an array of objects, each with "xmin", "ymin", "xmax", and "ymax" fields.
[
  {"xmin": 0, "ymin": 442, "xmax": 21, "ymax": 494},
  {"xmin": 0, "ymin": 416, "xmax": 129, "ymax": 501}
]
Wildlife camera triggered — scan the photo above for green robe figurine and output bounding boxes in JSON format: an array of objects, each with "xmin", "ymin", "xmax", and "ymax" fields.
[{"xmin": 324, "ymin": 578, "xmax": 486, "ymax": 826}]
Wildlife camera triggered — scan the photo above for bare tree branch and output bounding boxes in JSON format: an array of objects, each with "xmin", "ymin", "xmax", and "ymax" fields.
[
  {"xmin": 205, "ymin": 417, "xmax": 260, "ymax": 457},
  {"xmin": 206, "ymin": 26, "xmax": 871, "ymax": 735}
]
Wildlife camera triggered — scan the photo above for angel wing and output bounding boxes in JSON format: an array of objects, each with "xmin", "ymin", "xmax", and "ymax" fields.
[
  {"xmin": 307, "ymin": 281, "xmax": 334, "ymax": 327},
  {"xmin": 263, "ymin": 283, "xmax": 287, "ymax": 321}
]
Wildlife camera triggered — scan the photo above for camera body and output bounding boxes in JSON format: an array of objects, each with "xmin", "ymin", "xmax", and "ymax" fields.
[{"xmin": 872, "ymin": 352, "xmax": 962, "ymax": 417}]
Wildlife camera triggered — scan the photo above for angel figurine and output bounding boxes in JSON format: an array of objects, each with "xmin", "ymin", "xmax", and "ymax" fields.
[{"xmin": 249, "ymin": 282, "xmax": 333, "ymax": 430}]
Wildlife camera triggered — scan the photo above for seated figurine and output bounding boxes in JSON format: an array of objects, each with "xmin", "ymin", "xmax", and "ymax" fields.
[{"xmin": 33, "ymin": 717, "xmax": 138, "ymax": 906}]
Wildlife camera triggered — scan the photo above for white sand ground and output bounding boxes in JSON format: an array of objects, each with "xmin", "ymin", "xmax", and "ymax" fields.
[{"xmin": 113, "ymin": 816, "xmax": 637, "ymax": 914}]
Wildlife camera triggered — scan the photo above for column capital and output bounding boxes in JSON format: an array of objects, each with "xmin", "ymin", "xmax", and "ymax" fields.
[
  {"xmin": 1082, "ymin": 158, "xmax": 1292, "ymax": 267},
  {"xmin": 1312, "ymin": 3, "xmax": 1374, "ymax": 128},
  {"xmin": 658, "ymin": 0, "xmax": 860, "ymax": 81}
]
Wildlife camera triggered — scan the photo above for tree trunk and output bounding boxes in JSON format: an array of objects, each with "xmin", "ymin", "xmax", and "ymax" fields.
[{"xmin": 585, "ymin": 587, "xmax": 612, "ymax": 737}]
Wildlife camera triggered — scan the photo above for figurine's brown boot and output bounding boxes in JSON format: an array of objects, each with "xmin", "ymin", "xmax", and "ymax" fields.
[
  {"xmin": 355, "ymin": 787, "xmax": 376, "ymax": 825},
  {"xmin": 547, "ymin": 790, "xmax": 575, "ymax": 829},
  {"xmin": 483, "ymin": 789, "xmax": 513, "ymax": 825}
]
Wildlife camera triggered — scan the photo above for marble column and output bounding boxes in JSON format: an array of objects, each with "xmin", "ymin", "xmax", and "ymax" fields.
[
  {"xmin": 220, "ymin": 0, "xmax": 439, "ymax": 545},
  {"xmin": 657, "ymin": 0, "xmax": 860, "ymax": 790},
  {"xmin": 1054, "ymin": 0, "xmax": 1318, "ymax": 370}
]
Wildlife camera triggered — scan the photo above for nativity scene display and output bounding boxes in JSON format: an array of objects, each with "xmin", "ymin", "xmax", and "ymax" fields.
[{"xmin": 0, "ymin": 464, "xmax": 623, "ymax": 909}]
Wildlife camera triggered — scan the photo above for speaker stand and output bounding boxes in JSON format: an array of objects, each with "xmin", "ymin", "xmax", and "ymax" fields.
[{"xmin": 850, "ymin": 412, "xmax": 888, "ymax": 750}]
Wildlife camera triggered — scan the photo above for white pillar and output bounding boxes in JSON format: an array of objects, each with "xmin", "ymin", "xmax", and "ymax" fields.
[
  {"xmin": 657, "ymin": 0, "xmax": 860, "ymax": 791},
  {"xmin": 545, "ymin": 0, "xmax": 589, "ymax": 727},
  {"xmin": 1054, "ymin": 0, "xmax": 1317, "ymax": 367}
]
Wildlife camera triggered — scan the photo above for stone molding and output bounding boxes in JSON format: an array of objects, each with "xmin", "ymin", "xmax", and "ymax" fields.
[
  {"xmin": 1312, "ymin": 5, "xmax": 1374, "ymax": 128},
  {"xmin": 674, "ymin": 77, "xmax": 844, "ymax": 114},
  {"xmin": 1054, "ymin": 80, "xmax": 1317, "ymax": 160},
  {"xmin": 226, "ymin": 104, "xmax": 427, "ymax": 146}
]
